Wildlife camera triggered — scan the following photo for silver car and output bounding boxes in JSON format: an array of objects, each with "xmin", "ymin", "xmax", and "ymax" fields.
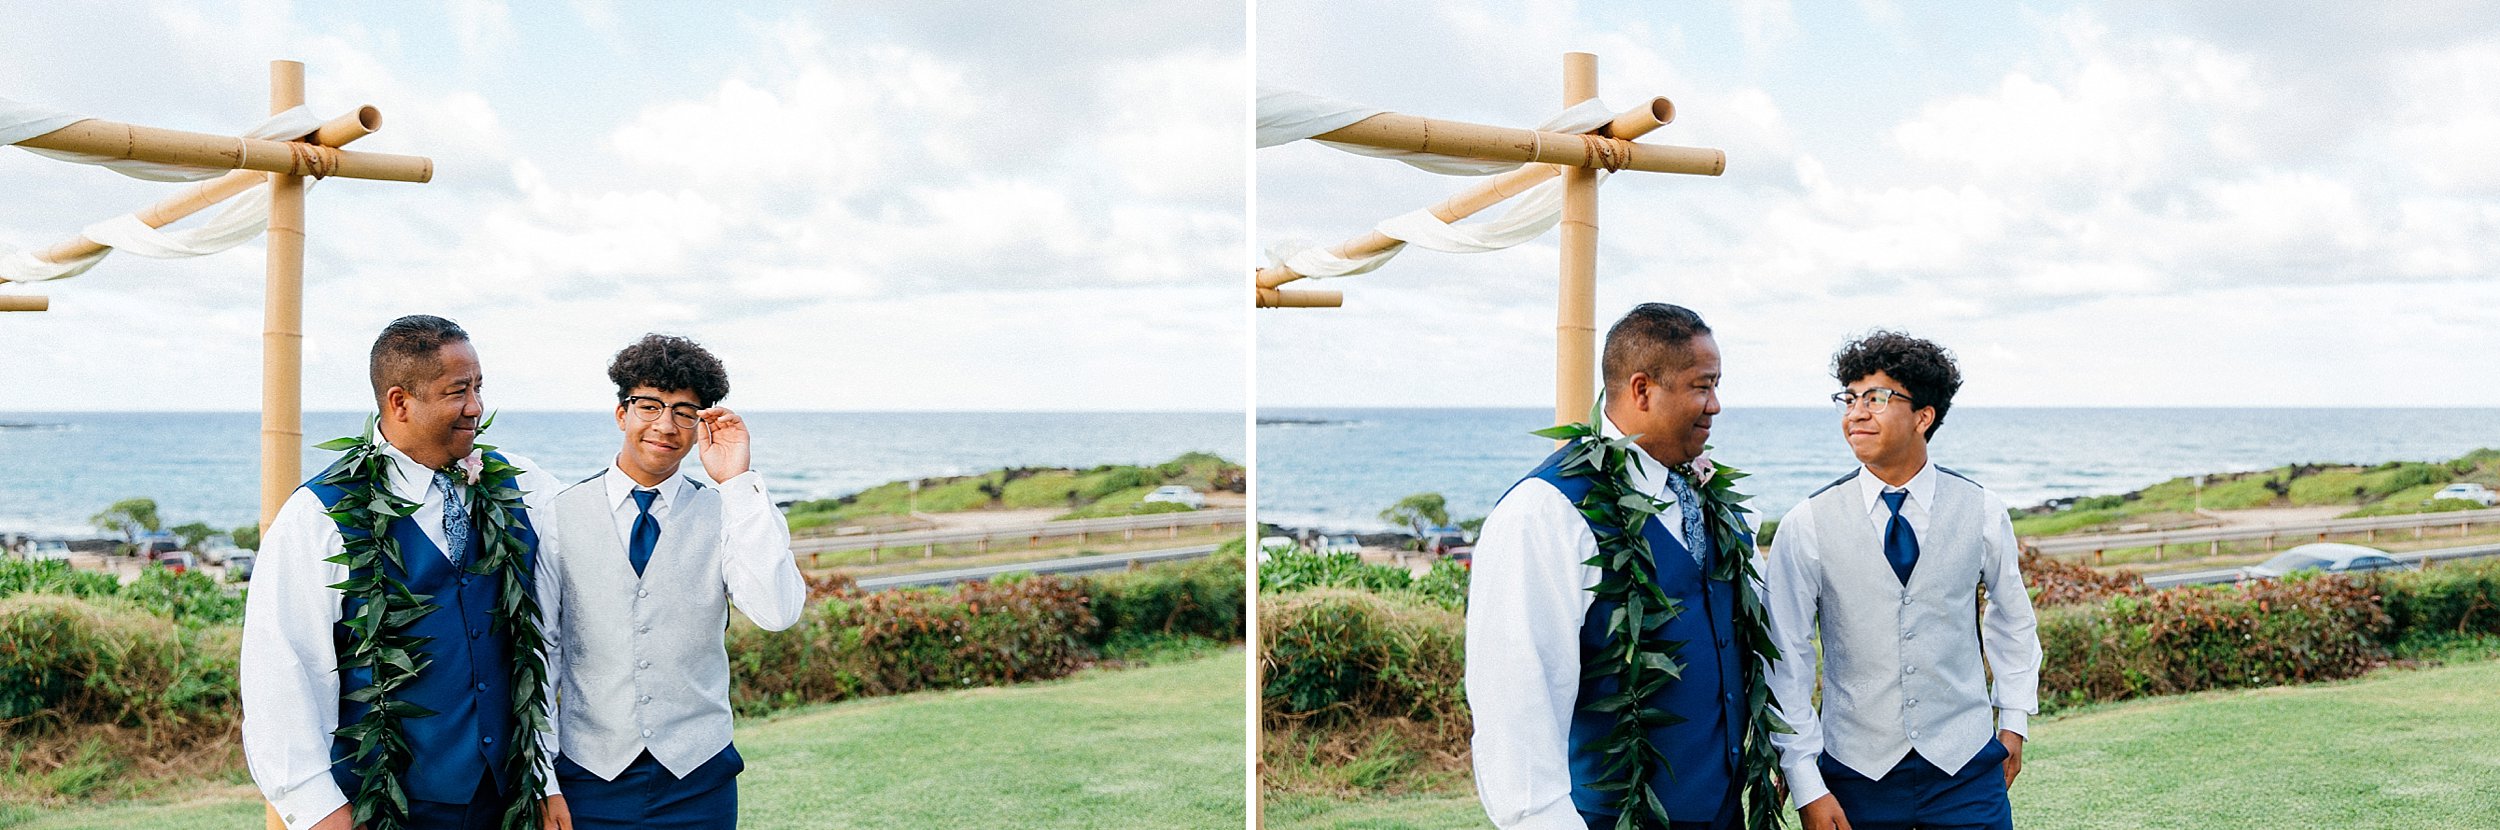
[{"xmin": 2242, "ymin": 543, "xmax": 2414, "ymax": 580}]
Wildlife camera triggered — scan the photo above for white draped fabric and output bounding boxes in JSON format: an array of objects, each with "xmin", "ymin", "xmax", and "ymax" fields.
[
  {"xmin": 1256, "ymin": 86, "xmax": 1622, "ymax": 281},
  {"xmin": 2, "ymin": 98, "xmax": 326, "ymax": 283}
]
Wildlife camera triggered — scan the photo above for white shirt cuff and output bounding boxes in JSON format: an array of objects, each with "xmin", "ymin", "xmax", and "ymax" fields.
[
  {"xmin": 1998, "ymin": 708, "xmax": 2029, "ymax": 738},
  {"xmin": 1782, "ymin": 757, "xmax": 1831, "ymax": 810},
  {"xmin": 268, "ymin": 778, "xmax": 348, "ymax": 830}
]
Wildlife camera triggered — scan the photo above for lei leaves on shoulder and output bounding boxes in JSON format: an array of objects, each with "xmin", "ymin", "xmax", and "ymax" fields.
[
  {"xmin": 314, "ymin": 414, "xmax": 549, "ymax": 830},
  {"xmin": 1530, "ymin": 400, "xmax": 1789, "ymax": 830}
]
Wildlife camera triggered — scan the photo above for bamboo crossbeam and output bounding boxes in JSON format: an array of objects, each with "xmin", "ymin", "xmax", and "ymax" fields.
[
  {"xmin": 1255, "ymin": 97, "xmax": 1677, "ymax": 293},
  {"xmin": 1311, "ymin": 108, "xmax": 1721, "ymax": 178},
  {"xmin": 31, "ymin": 106, "xmax": 383, "ymax": 265},
  {"xmin": 1255, "ymin": 287, "xmax": 1343, "ymax": 307},
  {"xmin": 1555, "ymin": 53, "xmax": 1600, "ymax": 429},
  {"xmin": 15, "ymin": 110, "xmax": 430, "ymax": 183},
  {"xmin": 0, "ymin": 295, "xmax": 48, "ymax": 312}
]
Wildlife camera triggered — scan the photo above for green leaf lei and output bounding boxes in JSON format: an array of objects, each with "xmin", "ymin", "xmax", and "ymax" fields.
[
  {"xmin": 1530, "ymin": 400, "xmax": 1789, "ymax": 830},
  {"xmin": 314, "ymin": 414, "xmax": 550, "ymax": 830}
]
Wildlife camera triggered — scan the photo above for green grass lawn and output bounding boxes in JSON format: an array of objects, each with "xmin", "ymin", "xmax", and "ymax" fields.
[
  {"xmin": 3, "ymin": 652, "xmax": 1247, "ymax": 830},
  {"xmin": 1264, "ymin": 660, "xmax": 2500, "ymax": 830}
]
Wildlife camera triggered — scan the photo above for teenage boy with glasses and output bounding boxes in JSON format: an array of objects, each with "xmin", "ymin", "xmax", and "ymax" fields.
[
  {"xmin": 1763, "ymin": 331, "xmax": 2042, "ymax": 830},
  {"xmin": 536, "ymin": 333, "xmax": 808, "ymax": 830}
]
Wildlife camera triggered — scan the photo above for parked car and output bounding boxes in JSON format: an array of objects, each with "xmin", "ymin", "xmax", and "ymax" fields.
[
  {"xmin": 23, "ymin": 539, "xmax": 72, "ymax": 562},
  {"xmin": 136, "ymin": 538, "xmax": 181, "ymax": 558},
  {"xmin": 1257, "ymin": 535, "xmax": 1299, "ymax": 562},
  {"xmin": 1141, "ymin": 485, "xmax": 1206, "ymax": 509},
  {"xmin": 2241, "ymin": 543, "xmax": 2414, "ymax": 580},
  {"xmin": 1419, "ymin": 525, "xmax": 1471, "ymax": 556},
  {"xmin": 151, "ymin": 549, "xmax": 196, "ymax": 573},
  {"xmin": 200, "ymin": 543, "xmax": 246, "ymax": 566},
  {"xmin": 224, "ymin": 551, "xmax": 256, "ymax": 581},
  {"xmin": 2428, "ymin": 482, "xmax": 2499, "ymax": 507},
  {"xmin": 1317, "ymin": 535, "xmax": 1362, "ymax": 557}
]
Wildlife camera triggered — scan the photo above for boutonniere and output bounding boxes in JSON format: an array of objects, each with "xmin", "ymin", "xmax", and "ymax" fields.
[
  {"xmin": 1685, "ymin": 451, "xmax": 1715, "ymax": 488},
  {"xmin": 455, "ymin": 450, "xmax": 485, "ymax": 485}
]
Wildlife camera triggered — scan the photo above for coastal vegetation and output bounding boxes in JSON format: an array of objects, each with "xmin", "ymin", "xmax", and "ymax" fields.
[
  {"xmin": 1254, "ymin": 542, "xmax": 2500, "ymax": 816},
  {"xmin": 781, "ymin": 451, "xmax": 1243, "ymax": 533},
  {"xmin": 2011, "ymin": 448, "xmax": 2500, "ymax": 537},
  {"xmin": 0, "ymin": 543, "xmax": 1244, "ymax": 814}
]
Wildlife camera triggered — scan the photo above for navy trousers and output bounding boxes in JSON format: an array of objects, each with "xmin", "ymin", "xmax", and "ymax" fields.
[
  {"xmin": 405, "ymin": 771, "xmax": 505, "ymax": 830},
  {"xmin": 556, "ymin": 745, "xmax": 744, "ymax": 830},
  {"xmin": 1818, "ymin": 738, "xmax": 2013, "ymax": 830},
  {"xmin": 1579, "ymin": 784, "xmax": 1741, "ymax": 830}
]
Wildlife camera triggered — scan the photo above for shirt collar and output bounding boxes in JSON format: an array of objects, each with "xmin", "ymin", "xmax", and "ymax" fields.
[
  {"xmin": 604, "ymin": 463, "xmax": 687, "ymax": 512},
  {"xmin": 1858, "ymin": 460, "xmax": 1938, "ymax": 516},
  {"xmin": 1600, "ymin": 414, "xmax": 1678, "ymax": 502},
  {"xmin": 377, "ymin": 438, "xmax": 441, "ymax": 503}
]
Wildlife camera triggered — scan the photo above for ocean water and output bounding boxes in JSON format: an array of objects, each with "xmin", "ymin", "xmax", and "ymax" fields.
[
  {"xmin": 0, "ymin": 411, "xmax": 1243, "ymax": 537},
  {"xmin": 1256, "ymin": 407, "xmax": 2500, "ymax": 533}
]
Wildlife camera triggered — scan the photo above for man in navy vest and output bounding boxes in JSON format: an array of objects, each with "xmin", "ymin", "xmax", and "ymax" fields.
[
  {"xmin": 1763, "ymin": 331, "xmax": 2040, "ymax": 830},
  {"xmin": 242, "ymin": 315, "xmax": 562, "ymax": 830},
  {"xmin": 1468, "ymin": 303, "xmax": 1750, "ymax": 830},
  {"xmin": 534, "ymin": 334, "xmax": 807, "ymax": 830}
]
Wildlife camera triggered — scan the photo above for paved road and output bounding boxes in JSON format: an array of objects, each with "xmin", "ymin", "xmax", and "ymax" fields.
[
  {"xmin": 853, "ymin": 544, "xmax": 1224, "ymax": 591},
  {"xmin": 2140, "ymin": 542, "xmax": 2500, "ymax": 589}
]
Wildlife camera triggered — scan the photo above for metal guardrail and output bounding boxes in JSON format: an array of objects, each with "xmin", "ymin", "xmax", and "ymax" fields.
[
  {"xmin": 2030, "ymin": 507, "xmax": 2500, "ymax": 558},
  {"xmin": 854, "ymin": 544, "xmax": 1223, "ymax": 590},
  {"xmin": 2142, "ymin": 542, "xmax": 2500, "ymax": 589},
  {"xmin": 789, "ymin": 507, "xmax": 1244, "ymax": 566}
]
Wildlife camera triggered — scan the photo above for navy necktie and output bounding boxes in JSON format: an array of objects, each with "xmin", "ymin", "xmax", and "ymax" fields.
[
  {"xmin": 629, "ymin": 488, "xmax": 661, "ymax": 577},
  {"xmin": 1881, "ymin": 489, "xmax": 1919, "ymax": 584},
  {"xmin": 435, "ymin": 470, "xmax": 469, "ymax": 567}
]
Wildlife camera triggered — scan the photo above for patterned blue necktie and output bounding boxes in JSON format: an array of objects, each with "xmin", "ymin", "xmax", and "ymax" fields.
[
  {"xmin": 1881, "ymin": 489, "xmax": 1919, "ymax": 584},
  {"xmin": 629, "ymin": 488, "xmax": 661, "ymax": 577},
  {"xmin": 1662, "ymin": 470, "xmax": 1708, "ymax": 567},
  {"xmin": 435, "ymin": 470, "xmax": 470, "ymax": 567}
]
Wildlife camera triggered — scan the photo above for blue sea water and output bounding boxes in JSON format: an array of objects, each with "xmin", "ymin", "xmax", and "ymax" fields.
[
  {"xmin": 1256, "ymin": 407, "xmax": 2500, "ymax": 533},
  {"xmin": 0, "ymin": 411, "xmax": 1243, "ymax": 537}
]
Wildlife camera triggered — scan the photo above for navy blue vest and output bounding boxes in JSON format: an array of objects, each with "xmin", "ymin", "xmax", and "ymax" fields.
[
  {"xmin": 307, "ymin": 450, "xmax": 539, "ymax": 804},
  {"xmin": 1510, "ymin": 443, "xmax": 1747, "ymax": 821}
]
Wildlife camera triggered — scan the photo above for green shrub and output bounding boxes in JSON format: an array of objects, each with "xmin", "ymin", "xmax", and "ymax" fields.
[
  {"xmin": 2036, "ymin": 574, "xmax": 2388, "ymax": 712},
  {"xmin": 2370, "ymin": 559, "xmax": 2500, "ymax": 639},
  {"xmin": 118, "ymin": 568, "xmax": 243, "ymax": 628},
  {"xmin": 0, "ymin": 594, "xmax": 239, "ymax": 738},
  {"xmin": 1081, "ymin": 544, "xmax": 1244, "ymax": 646},
  {"xmin": 727, "ymin": 575, "xmax": 1096, "ymax": 714},
  {"xmin": 1258, "ymin": 589, "xmax": 1466, "ymax": 729},
  {"xmin": 0, "ymin": 560, "xmax": 119, "ymax": 601}
]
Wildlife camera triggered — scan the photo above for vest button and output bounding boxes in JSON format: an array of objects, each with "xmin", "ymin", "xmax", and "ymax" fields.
[
  {"xmin": 476, "ymin": 681, "xmax": 488, "ymax": 691},
  {"xmin": 469, "ymin": 629, "xmax": 480, "ymax": 639},
  {"xmin": 1901, "ymin": 597, "xmax": 1912, "ymax": 606},
  {"xmin": 642, "ymin": 729, "xmax": 654, "ymax": 738},
  {"xmin": 637, "ymin": 589, "xmax": 650, "ymax": 599},
  {"xmin": 483, "ymin": 736, "xmax": 495, "ymax": 745},
  {"xmin": 1905, "ymin": 666, "xmax": 1917, "ymax": 675}
]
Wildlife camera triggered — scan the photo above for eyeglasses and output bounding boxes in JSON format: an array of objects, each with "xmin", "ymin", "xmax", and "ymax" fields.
[
  {"xmin": 623, "ymin": 395, "xmax": 701, "ymax": 428},
  {"xmin": 1830, "ymin": 388, "xmax": 1914, "ymax": 415}
]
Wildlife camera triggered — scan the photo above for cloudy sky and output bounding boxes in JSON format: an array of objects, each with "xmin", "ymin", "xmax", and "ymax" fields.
[
  {"xmin": 1257, "ymin": 0, "xmax": 2500, "ymax": 409},
  {"xmin": 2, "ymin": 1, "xmax": 1244, "ymax": 412}
]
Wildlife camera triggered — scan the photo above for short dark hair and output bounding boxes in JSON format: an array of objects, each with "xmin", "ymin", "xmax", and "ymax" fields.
[
  {"xmin": 1601, "ymin": 303, "xmax": 1714, "ymax": 392},
  {"xmin": 1832, "ymin": 330, "xmax": 1961, "ymax": 439},
  {"xmin": 369, "ymin": 315, "xmax": 470, "ymax": 406},
  {"xmin": 608, "ymin": 333, "xmax": 729, "ymax": 407}
]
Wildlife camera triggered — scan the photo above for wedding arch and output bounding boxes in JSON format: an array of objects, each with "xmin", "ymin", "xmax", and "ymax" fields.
[
  {"xmin": 3, "ymin": 60, "xmax": 434, "ymax": 540},
  {"xmin": 1257, "ymin": 52, "xmax": 1724, "ymax": 426}
]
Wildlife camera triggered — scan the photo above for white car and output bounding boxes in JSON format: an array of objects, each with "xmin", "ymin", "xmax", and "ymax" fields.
[
  {"xmin": 1141, "ymin": 485, "xmax": 1206, "ymax": 509},
  {"xmin": 1257, "ymin": 535, "xmax": 1299, "ymax": 562},
  {"xmin": 2241, "ymin": 543, "xmax": 2414, "ymax": 580},
  {"xmin": 2428, "ymin": 483, "xmax": 2499, "ymax": 507},
  {"xmin": 1317, "ymin": 535, "xmax": 1362, "ymax": 557},
  {"xmin": 23, "ymin": 539, "xmax": 71, "ymax": 562}
]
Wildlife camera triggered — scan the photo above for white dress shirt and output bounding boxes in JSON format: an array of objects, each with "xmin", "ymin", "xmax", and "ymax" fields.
[
  {"xmin": 1762, "ymin": 461, "xmax": 2040, "ymax": 809},
  {"xmin": 533, "ymin": 463, "xmax": 807, "ymax": 770},
  {"xmin": 239, "ymin": 441, "xmax": 561, "ymax": 830},
  {"xmin": 1465, "ymin": 417, "xmax": 1705, "ymax": 830}
]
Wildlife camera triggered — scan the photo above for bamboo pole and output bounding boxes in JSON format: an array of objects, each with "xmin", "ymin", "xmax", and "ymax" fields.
[
  {"xmin": 13, "ymin": 111, "xmax": 429, "ymax": 183},
  {"xmin": 260, "ymin": 61, "xmax": 305, "ymax": 534},
  {"xmin": 1310, "ymin": 109, "xmax": 1721, "ymax": 177},
  {"xmin": 0, "ymin": 295, "xmax": 48, "ymax": 312},
  {"xmin": 1556, "ymin": 53, "xmax": 1599, "ymax": 429},
  {"xmin": 1254, "ymin": 287, "xmax": 1344, "ymax": 307},
  {"xmin": 259, "ymin": 60, "xmax": 307, "ymax": 830},
  {"xmin": 1254, "ymin": 97, "xmax": 1677, "ymax": 293},
  {"xmin": 30, "ymin": 106, "xmax": 384, "ymax": 265}
]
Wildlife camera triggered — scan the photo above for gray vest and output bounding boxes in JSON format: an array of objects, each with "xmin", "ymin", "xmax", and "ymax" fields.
[
  {"xmin": 1803, "ymin": 470, "xmax": 1999, "ymax": 780},
  {"xmin": 550, "ymin": 476, "xmax": 735, "ymax": 779}
]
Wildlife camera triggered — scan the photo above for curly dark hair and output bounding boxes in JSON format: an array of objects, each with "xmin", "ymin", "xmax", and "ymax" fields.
[
  {"xmin": 607, "ymin": 333, "xmax": 729, "ymax": 407},
  {"xmin": 368, "ymin": 314, "xmax": 469, "ymax": 406},
  {"xmin": 1832, "ymin": 330, "xmax": 1961, "ymax": 439}
]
